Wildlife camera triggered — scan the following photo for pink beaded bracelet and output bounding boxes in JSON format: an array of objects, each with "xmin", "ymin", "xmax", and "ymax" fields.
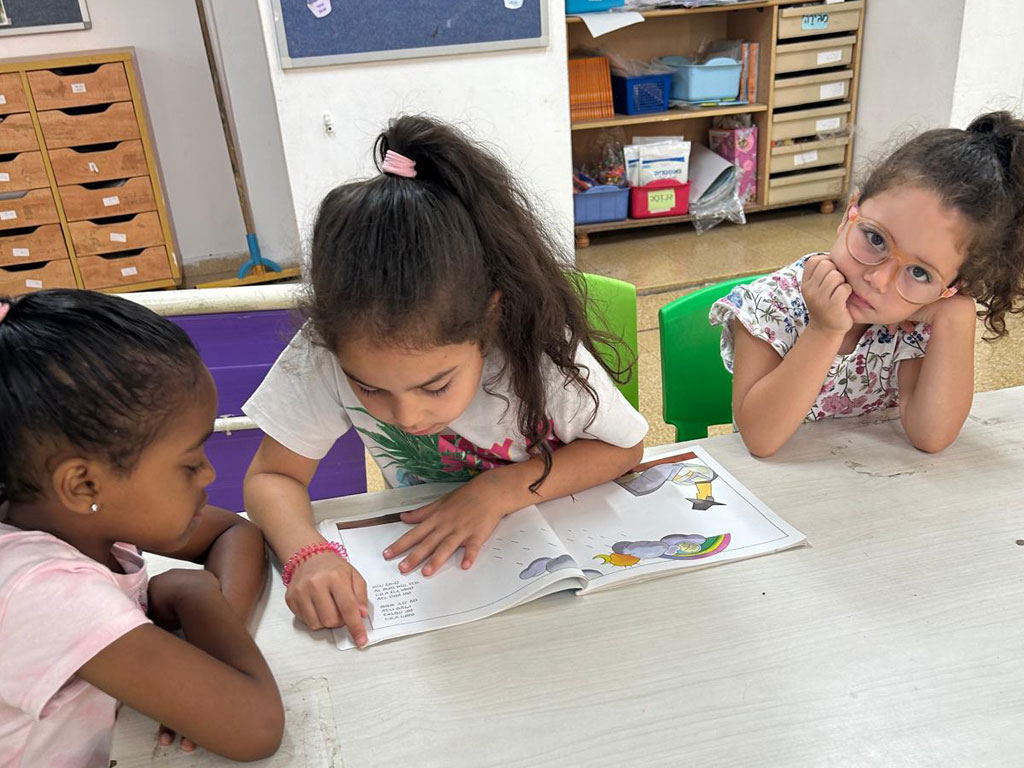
[{"xmin": 281, "ymin": 541, "xmax": 349, "ymax": 586}]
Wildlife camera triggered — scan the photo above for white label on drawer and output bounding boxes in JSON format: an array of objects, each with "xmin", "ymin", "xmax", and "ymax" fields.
[
  {"xmin": 110, "ymin": 232, "xmax": 127, "ymax": 243},
  {"xmin": 25, "ymin": 279, "xmax": 42, "ymax": 288},
  {"xmin": 0, "ymin": 95, "xmax": 6, "ymax": 105},
  {"xmin": 793, "ymin": 149, "xmax": 820, "ymax": 167},
  {"xmin": 102, "ymin": 195, "xmax": 121, "ymax": 207},
  {"xmin": 88, "ymin": 162, "xmax": 99, "ymax": 174},
  {"xmin": 12, "ymin": 248, "xmax": 30, "ymax": 257},
  {"xmin": 120, "ymin": 266, "xmax": 138, "ymax": 277},
  {"xmin": 0, "ymin": 173, "xmax": 9, "ymax": 183},
  {"xmin": 820, "ymin": 82, "xmax": 846, "ymax": 100},
  {"xmin": 816, "ymin": 117, "xmax": 842, "ymax": 131},
  {"xmin": 817, "ymin": 50, "xmax": 844, "ymax": 65},
  {"xmin": 0, "ymin": 210, "xmax": 16, "ymax": 221},
  {"xmin": 71, "ymin": 82, "xmax": 87, "ymax": 93}
]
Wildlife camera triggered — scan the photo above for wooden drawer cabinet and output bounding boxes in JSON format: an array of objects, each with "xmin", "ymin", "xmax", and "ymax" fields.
[
  {"xmin": 773, "ymin": 69, "xmax": 853, "ymax": 109},
  {"xmin": 69, "ymin": 211, "xmax": 163, "ymax": 255},
  {"xmin": 0, "ymin": 74, "xmax": 29, "ymax": 114},
  {"xmin": 0, "ymin": 258, "xmax": 76, "ymax": 294},
  {"xmin": 77, "ymin": 246, "xmax": 172, "ymax": 290},
  {"xmin": 59, "ymin": 176, "xmax": 155, "ymax": 221},
  {"xmin": 38, "ymin": 102, "xmax": 140, "ymax": 149},
  {"xmin": 0, "ymin": 50, "xmax": 182, "ymax": 293},
  {"xmin": 0, "ymin": 152, "xmax": 48, "ymax": 193},
  {"xmin": 769, "ymin": 136, "xmax": 850, "ymax": 174},
  {"xmin": 767, "ymin": 167, "xmax": 846, "ymax": 205},
  {"xmin": 49, "ymin": 140, "xmax": 147, "ymax": 185},
  {"xmin": 777, "ymin": 1, "xmax": 863, "ymax": 39},
  {"xmin": 0, "ymin": 224, "xmax": 68, "ymax": 267},
  {"xmin": 0, "ymin": 188, "xmax": 60, "ymax": 230},
  {"xmin": 775, "ymin": 35, "xmax": 856, "ymax": 74},
  {"xmin": 0, "ymin": 113, "xmax": 37, "ymax": 154},
  {"xmin": 28, "ymin": 63, "xmax": 131, "ymax": 111},
  {"xmin": 771, "ymin": 103, "xmax": 852, "ymax": 142}
]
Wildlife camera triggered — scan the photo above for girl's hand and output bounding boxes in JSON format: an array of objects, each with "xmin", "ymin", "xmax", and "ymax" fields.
[
  {"xmin": 890, "ymin": 293, "xmax": 975, "ymax": 334},
  {"xmin": 802, "ymin": 255, "xmax": 853, "ymax": 335},
  {"xmin": 383, "ymin": 483, "xmax": 507, "ymax": 577},
  {"xmin": 284, "ymin": 553, "xmax": 370, "ymax": 646}
]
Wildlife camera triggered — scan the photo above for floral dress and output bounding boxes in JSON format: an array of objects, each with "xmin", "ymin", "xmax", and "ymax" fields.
[{"xmin": 708, "ymin": 255, "xmax": 931, "ymax": 420}]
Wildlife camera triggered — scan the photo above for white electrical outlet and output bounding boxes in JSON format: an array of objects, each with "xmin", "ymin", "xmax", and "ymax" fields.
[{"xmin": 323, "ymin": 112, "xmax": 335, "ymax": 136}]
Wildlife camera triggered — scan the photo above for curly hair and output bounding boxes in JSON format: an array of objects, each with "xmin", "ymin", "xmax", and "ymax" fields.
[
  {"xmin": 302, "ymin": 115, "xmax": 631, "ymax": 491},
  {"xmin": 859, "ymin": 110, "xmax": 1024, "ymax": 339},
  {"xmin": 0, "ymin": 290, "xmax": 203, "ymax": 501}
]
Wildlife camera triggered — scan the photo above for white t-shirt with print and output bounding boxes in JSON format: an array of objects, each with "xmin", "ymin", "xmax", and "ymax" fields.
[
  {"xmin": 0, "ymin": 522, "xmax": 151, "ymax": 768},
  {"xmin": 708, "ymin": 255, "xmax": 932, "ymax": 420},
  {"xmin": 243, "ymin": 333, "xmax": 649, "ymax": 487}
]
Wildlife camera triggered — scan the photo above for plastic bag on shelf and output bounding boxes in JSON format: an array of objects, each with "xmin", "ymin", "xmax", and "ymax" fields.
[{"xmin": 689, "ymin": 173, "xmax": 746, "ymax": 235}]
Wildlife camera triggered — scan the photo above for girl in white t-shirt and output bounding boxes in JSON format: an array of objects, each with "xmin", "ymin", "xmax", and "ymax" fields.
[
  {"xmin": 710, "ymin": 111, "xmax": 1024, "ymax": 457},
  {"xmin": 243, "ymin": 115, "xmax": 648, "ymax": 647},
  {"xmin": 0, "ymin": 290, "xmax": 283, "ymax": 766}
]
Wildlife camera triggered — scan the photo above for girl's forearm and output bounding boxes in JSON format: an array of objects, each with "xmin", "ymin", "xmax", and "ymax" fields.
[
  {"xmin": 203, "ymin": 518, "xmax": 268, "ymax": 621},
  {"xmin": 471, "ymin": 438, "xmax": 645, "ymax": 515},
  {"xmin": 900, "ymin": 304, "xmax": 976, "ymax": 452},
  {"xmin": 244, "ymin": 471, "xmax": 323, "ymax": 564},
  {"xmin": 735, "ymin": 326, "xmax": 843, "ymax": 456}
]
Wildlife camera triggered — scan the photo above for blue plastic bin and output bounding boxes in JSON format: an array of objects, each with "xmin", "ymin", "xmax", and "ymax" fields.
[
  {"xmin": 565, "ymin": 0, "xmax": 624, "ymax": 13},
  {"xmin": 657, "ymin": 56, "xmax": 742, "ymax": 102},
  {"xmin": 574, "ymin": 185, "xmax": 629, "ymax": 225},
  {"xmin": 611, "ymin": 73, "xmax": 672, "ymax": 115}
]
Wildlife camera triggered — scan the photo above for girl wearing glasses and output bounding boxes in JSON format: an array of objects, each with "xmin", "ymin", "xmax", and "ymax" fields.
[{"xmin": 710, "ymin": 111, "xmax": 1024, "ymax": 457}]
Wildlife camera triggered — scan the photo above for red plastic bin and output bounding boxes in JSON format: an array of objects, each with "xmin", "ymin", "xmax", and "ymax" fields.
[{"xmin": 629, "ymin": 179, "xmax": 690, "ymax": 218}]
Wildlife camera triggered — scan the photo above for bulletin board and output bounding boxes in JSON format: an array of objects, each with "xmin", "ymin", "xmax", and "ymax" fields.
[
  {"xmin": 0, "ymin": 0, "xmax": 91, "ymax": 36},
  {"xmin": 270, "ymin": 0, "xmax": 548, "ymax": 69}
]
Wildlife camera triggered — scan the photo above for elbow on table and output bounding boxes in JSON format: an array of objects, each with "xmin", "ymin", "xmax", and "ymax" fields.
[
  {"xmin": 223, "ymin": 698, "xmax": 285, "ymax": 762},
  {"xmin": 908, "ymin": 431, "xmax": 956, "ymax": 454}
]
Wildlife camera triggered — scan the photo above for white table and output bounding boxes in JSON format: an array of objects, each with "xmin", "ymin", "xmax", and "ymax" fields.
[{"xmin": 111, "ymin": 386, "xmax": 1024, "ymax": 767}]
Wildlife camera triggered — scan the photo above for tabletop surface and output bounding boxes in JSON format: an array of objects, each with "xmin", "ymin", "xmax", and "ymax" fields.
[{"xmin": 112, "ymin": 386, "xmax": 1024, "ymax": 767}]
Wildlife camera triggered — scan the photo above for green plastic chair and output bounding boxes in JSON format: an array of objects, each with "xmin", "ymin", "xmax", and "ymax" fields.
[
  {"xmin": 659, "ymin": 274, "xmax": 765, "ymax": 441},
  {"xmin": 580, "ymin": 272, "xmax": 639, "ymax": 410}
]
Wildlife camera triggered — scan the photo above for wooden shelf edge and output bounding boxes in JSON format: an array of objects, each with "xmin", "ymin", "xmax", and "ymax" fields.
[
  {"xmin": 566, "ymin": 1, "xmax": 777, "ymax": 24},
  {"xmin": 572, "ymin": 102, "xmax": 768, "ymax": 130}
]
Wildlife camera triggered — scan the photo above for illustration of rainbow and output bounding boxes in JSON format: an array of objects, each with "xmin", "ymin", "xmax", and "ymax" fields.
[{"xmin": 593, "ymin": 532, "xmax": 731, "ymax": 568}]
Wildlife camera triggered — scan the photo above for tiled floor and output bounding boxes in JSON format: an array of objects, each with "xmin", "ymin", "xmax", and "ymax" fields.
[{"xmin": 364, "ymin": 206, "xmax": 1024, "ymax": 491}]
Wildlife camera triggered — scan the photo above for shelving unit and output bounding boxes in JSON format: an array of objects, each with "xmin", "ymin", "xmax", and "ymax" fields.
[{"xmin": 568, "ymin": 0, "xmax": 865, "ymax": 247}]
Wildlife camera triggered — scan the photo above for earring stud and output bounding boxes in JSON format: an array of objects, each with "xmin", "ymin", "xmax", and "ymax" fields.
[{"xmin": 90, "ymin": 502, "xmax": 100, "ymax": 513}]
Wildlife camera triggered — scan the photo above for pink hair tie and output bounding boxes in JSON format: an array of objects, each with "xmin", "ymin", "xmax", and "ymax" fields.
[
  {"xmin": 0, "ymin": 303, "xmax": 9, "ymax": 325},
  {"xmin": 381, "ymin": 149, "xmax": 417, "ymax": 178}
]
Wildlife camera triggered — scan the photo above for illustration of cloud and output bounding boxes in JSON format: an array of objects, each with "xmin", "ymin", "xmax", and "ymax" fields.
[
  {"xmin": 612, "ymin": 539, "xmax": 672, "ymax": 558},
  {"xmin": 519, "ymin": 554, "xmax": 578, "ymax": 579},
  {"xmin": 660, "ymin": 534, "xmax": 708, "ymax": 548}
]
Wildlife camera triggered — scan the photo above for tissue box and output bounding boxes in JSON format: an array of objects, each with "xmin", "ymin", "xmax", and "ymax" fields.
[{"xmin": 708, "ymin": 126, "xmax": 758, "ymax": 203}]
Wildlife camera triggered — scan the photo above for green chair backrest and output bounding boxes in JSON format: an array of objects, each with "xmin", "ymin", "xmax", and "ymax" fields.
[
  {"xmin": 580, "ymin": 272, "xmax": 639, "ymax": 410},
  {"xmin": 658, "ymin": 274, "xmax": 765, "ymax": 441}
]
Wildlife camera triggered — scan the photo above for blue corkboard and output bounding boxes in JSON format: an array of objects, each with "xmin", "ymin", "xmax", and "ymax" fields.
[
  {"xmin": 0, "ymin": 0, "xmax": 90, "ymax": 36},
  {"xmin": 270, "ymin": 0, "xmax": 548, "ymax": 69}
]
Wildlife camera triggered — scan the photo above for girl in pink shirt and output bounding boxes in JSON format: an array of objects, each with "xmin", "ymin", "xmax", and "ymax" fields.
[{"xmin": 0, "ymin": 290, "xmax": 283, "ymax": 767}]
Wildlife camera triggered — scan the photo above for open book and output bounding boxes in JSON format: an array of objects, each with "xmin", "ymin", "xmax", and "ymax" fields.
[{"xmin": 319, "ymin": 444, "xmax": 806, "ymax": 649}]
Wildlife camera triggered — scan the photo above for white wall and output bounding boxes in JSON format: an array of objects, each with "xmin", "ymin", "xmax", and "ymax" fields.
[
  {"xmin": 851, "ymin": 0, "xmax": 966, "ymax": 182},
  {"xmin": 950, "ymin": 0, "xmax": 1024, "ymax": 128},
  {"xmin": 203, "ymin": 0, "xmax": 301, "ymax": 267},
  {"xmin": 253, "ymin": 0, "xmax": 575, "ymax": 255},
  {"xmin": 2, "ymin": 0, "xmax": 248, "ymax": 268}
]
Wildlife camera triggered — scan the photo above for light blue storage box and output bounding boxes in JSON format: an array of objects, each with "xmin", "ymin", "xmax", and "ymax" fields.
[
  {"xmin": 565, "ymin": 0, "xmax": 625, "ymax": 13},
  {"xmin": 657, "ymin": 56, "xmax": 742, "ymax": 102}
]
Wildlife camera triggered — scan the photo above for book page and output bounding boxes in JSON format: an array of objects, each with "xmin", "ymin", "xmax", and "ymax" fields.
[
  {"xmin": 319, "ymin": 504, "xmax": 585, "ymax": 649},
  {"xmin": 538, "ymin": 444, "xmax": 806, "ymax": 593}
]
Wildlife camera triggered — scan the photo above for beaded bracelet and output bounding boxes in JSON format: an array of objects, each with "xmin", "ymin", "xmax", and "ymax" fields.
[{"xmin": 281, "ymin": 541, "xmax": 349, "ymax": 586}]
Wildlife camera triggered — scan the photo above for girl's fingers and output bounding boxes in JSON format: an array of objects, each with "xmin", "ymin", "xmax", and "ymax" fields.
[
  {"xmin": 310, "ymin": 587, "xmax": 343, "ymax": 629},
  {"xmin": 384, "ymin": 522, "xmax": 433, "ymax": 560},
  {"xmin": 400, "ymin": 529, "xmax": 447, "ymax": 574},
  {"xmin": 461, "ymin": 539, "xmax": 482, "ymax": 570},
  {"xmin": 399, "ymin": 501, "xmax": 437, "ymax": 524},
  {"xmin": 831, "ymin": 282, "xmax": 852, "ymax": 303},
  {"xmin": 422, "ymin": 533, "xmax": 465, "ymax": 577},
  {"xmin": 331, "ymin": 584, "xmax": 368, "ymax": 647},
  {"xmin": 351, "ymin": 569, "xmax": 369, "ymax": 616}
]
